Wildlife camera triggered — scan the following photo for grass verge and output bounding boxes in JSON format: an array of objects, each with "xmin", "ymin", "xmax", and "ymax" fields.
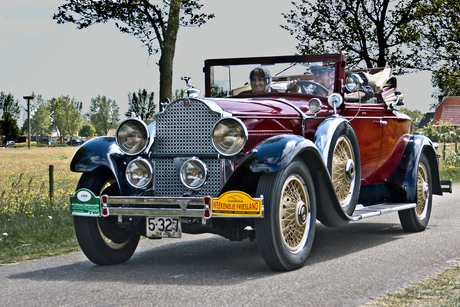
[{"xmin": 365, "ymin": 262, "xmax": 460, "ymax": 306}]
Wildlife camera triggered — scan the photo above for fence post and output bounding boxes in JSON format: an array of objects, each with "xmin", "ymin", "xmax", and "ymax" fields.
[
  {"xmin": 49, "ymin": 165, "xmax": 54, "ymax": 204},
  {"xmin": 456, "ymin": 141, "xmax": 458, "ymax": 153},
  {"xmin": 443, "ymin": 143, "xmax": 446, "ymax": 161}
]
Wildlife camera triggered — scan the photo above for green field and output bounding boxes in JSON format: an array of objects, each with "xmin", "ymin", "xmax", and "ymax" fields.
[{"xmin": 0, "ymin": 147, "xmax": 81, "ymax": 263}]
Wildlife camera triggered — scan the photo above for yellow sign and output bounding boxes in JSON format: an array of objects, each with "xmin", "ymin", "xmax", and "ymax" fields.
[{"xmin": 211, "ymin": 191, "xmax": 262, "ymax": 217}]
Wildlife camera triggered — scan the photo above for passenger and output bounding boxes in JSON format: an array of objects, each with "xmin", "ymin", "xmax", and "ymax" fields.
[
  {"xmin": 239, "ymin": 67, "xmax": 278, "ymax": 94},
  {"xmin": 287, "ymin": 62, "xmax": 375, "ymax": 101}
]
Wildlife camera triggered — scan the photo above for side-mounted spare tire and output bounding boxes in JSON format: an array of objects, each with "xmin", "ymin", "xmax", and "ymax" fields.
[
  {"xmin": 255, "ymin": 158, "xmax": 316, "ymax": 271},
  {"xmin": 74, "ymin": 168, "xmax": 140, "ymax": 265},
  {"xmin": 326, "ymin": 122, "xmax": 361, "ymax": 216}
]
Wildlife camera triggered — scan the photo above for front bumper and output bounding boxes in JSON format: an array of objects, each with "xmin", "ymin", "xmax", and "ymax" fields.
[
  {"xmin": 103, "ymin": 196, "xmax": 207, "ymax": 218},
  {"xmin": 70, "ymin": 189, "xmax": 264, "ymax": 219}
]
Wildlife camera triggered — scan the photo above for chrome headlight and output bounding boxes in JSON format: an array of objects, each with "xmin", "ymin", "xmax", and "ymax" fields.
[
  {"xmin": 126, "ymin": 158, "xmax": 153, "ymax": 188},
  {"xmin": 116, "ymin": 119, "xmax": 149, "ymax": 155},
  {"xmin": 180, "ymin": 157, "xmax": 208, "ymax": 190},
  {"xmin": 345, "ymin": 73, "xmax": 364, "ymax": 92},
  {"xmin": 308, "ymin": 98, "xmax": 322, "ymax": 113},
  {"xmin": 212, "ymin": 118, "xmax": 248, "ymax": 156}
]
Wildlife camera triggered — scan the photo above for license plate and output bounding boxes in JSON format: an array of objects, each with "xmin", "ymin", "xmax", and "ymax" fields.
[{"xmin": 146, "ymin": 217, "xmax": 182, "ymax": 238}]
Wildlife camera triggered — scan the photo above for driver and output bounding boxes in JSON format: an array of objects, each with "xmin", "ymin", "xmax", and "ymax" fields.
[
  {"xmin": 286, "ymin": 61, "xmax": 334, "ymax": 95},
  {"xmin": 239, "ymin": 67, "xmax": 278, "ymax": 94}
]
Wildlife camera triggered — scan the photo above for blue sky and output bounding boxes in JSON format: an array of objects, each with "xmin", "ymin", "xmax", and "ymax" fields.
[{"xmin": 0, "ymin": 0, "xmax": 435, "ymax": 126}]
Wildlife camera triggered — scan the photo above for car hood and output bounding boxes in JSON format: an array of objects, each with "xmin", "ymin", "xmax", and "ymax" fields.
[{"xmin": 204, "ymin": 97, "xmax": 303, "ymax": 118}]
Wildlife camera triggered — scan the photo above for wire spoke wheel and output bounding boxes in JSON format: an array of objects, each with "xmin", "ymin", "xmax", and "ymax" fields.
[
  {"xmin": 255, "ymin": 159, "xmax": 316, "ymax": 271},
  {"xmin": 326, "ymin": 122, "xmax": 360, "ymax": 216},
  {"xmin": 279, "ymin": 175, "xmax": 310, "ymax": 252},
  {"xmin": 415, "ymin": 163, "xmax": 429, "ymax": 218}
]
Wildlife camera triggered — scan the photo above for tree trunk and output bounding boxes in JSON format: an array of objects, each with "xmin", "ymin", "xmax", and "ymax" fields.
[{"xmin": 159, "ymin": 0, "xmax": 181, "ymax": 105}]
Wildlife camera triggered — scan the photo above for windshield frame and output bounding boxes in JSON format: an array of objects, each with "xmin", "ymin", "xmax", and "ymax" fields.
[{"xmin": 203, "ymin": 54, "xmax": 346, "ymax": 98}]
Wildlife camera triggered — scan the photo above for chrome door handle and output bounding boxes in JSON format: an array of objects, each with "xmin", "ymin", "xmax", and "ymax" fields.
[{"xmin": 373, "ymin": 119, "xmax": 388, "ymax": 126}]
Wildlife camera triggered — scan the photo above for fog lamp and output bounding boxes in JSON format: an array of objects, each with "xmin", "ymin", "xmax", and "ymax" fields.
[
  {"xmin": 180, "ymin": 157, "xmax": 208, "ymax": 190},
  {"xmin": 126, "ymin": 158, "xmax": 153, "ymax": 188}
]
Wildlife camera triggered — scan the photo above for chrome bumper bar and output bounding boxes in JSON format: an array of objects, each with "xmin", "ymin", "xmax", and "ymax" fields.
[{"xmin": 102, "ymin": 195, "xmax": 207, "ymax": 218}]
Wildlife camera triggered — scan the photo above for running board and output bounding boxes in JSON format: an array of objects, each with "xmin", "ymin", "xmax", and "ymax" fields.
[{"xmin": 350, "ymin": 203, "xmax": 416, "ymax": 221}]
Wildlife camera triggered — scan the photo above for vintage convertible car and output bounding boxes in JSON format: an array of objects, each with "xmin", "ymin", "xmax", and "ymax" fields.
[{"xmin": 70, "ymin": 54, "xmax": 451, "ymax": 271}]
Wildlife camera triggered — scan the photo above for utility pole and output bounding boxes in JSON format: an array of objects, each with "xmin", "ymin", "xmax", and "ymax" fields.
[{"xmin": 23, "ymin": 95, "xmax": 34, "ymax": 149}]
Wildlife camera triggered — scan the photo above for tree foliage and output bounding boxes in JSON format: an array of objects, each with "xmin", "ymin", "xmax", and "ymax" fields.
[
  {"xmin": 49, "ymin": 96, "xmax": 83, "ymax": 142},
  {"xmin": 282, "ymin": 0, "xmax": 430, "ymax": 73},
  {"xmin": 31, "ymin": 103, "xmax": 52, "ymax": 143},
  {"xmin": 87, "ymin": 95, "xmax": 120, "ymax": 136},
  {"xmin": 0, "ymin": 92, "xmax": 22, "ymax": 142},
  {"xmin": 408, "ymin": 0, "xmax": 460, "ymax": 106},
  {"xmin": 0, "ymin": 92, "xmax": 21, "ymax": 122},
  {"xmin": 54, "ymin": 0, "xmax": 214, "ymax": 103},
  {"xmin": 126, "ymin": 88, "xmax": 156, "ymax": 122},
  {"xmin": 399, "ymin": 108, "xmax": 424, "ymax": 125},
  {"xmin": 80, "ymin": 123, "xmax": 96, "ymax": 138}
]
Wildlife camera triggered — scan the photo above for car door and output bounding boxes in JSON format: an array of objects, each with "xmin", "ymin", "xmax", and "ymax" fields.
[{"xmin": 342, "ymin": 102, "xmax": 383, "ymax": 185}]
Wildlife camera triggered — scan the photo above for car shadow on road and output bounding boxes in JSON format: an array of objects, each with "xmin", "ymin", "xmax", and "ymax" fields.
[{"xmin": 8, "ymin": 220, "xmax": 412, "ymax": 286}]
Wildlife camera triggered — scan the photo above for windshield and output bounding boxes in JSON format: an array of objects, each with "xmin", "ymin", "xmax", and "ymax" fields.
[{"xmin": 207, "ymin": 58, "xmax": 339, "ymax": 98}]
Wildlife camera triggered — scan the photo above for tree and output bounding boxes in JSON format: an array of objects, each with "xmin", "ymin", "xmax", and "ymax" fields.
[
  {"xmin": 0, "ymin": 92, "xmax": 21, "ymax": 122},
  {"xmin": 281, "ymin": 0, "xmax": 431, "ymax": 73},
  {"xmin": 49, "ymin": 96, "xmax": 83, "ymax": 142},
  {"xmin": 399, "ymin": 108, "xmax": 424, "ymax": 125},
  {"xmin": 54, "ymin": 0, "xmax": 214, "ymax": 104},
  {"xmin": 0, "ymin": 118, "xmax": 21, "ymax": 142},
  {"xmin": 88, "ymin": 95, "xmax": 120, "ymax": 136},
  {"xmin": 126, "ymin": 88, "xmax": 156, "ymax": 122},
  {"xmin": 31, "ymin": 103, "xmax": 52, "ymax": 143},
  {"xmin": 0, "ymin": 92, "xmax": 21, "ymax": 142},
  {"xmin": 80, "ymin": 123, "xmax": 96, "ymax": 138},
  {"xmin": 408, "ymin": 0, "xmax": 460, "ymax": 107}
]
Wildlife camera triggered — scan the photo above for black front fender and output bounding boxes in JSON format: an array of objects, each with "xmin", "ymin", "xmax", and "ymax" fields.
[
  {"xmin": 223, "ymin": 135, "xmax": 349, "ymax": 228},
  {"xmin": 70, "ymin": 137, "xmax": 133, "ymax": 194},
  {"xmin": 71, "ymin": 136, "xmax": 123, "ymax": 173}
]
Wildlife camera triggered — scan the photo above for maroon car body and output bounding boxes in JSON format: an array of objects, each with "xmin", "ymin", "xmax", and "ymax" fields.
[{"xmin": 70, "ymin": 54, "xmax": 450, "ymax": 271}]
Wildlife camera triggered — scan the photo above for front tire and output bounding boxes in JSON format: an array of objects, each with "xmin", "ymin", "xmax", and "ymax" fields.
[
  {"xmin": 398, "ymin": 153, "xmax": 432, "ymax": 232},
  {"xmin": 255, "ymin": 159, "xmax": 316, "ymax": 271},
  {"xmin": 327, "ymin": 122, "xmax": 361, "ymax": 216},
  {"xmin": 74, "ymin": 169, "xmax": 140, "ymax": 265}
]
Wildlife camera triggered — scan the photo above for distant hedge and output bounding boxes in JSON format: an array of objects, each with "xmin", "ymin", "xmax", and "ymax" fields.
[{"xmin": 11, "ymin": 142, "xmax": 69, "ymax": 148}]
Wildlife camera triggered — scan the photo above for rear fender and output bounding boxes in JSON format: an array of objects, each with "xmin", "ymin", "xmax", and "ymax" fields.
[
  {"xmin": 223, "ymin": 134, "xmax": 349, "ymax": 227},
  {"xmin": 387, "ymin": 135, "xmax": 442, "ymax": 202}
]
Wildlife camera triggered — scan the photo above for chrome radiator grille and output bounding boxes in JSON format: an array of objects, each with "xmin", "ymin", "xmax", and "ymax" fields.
[
  {"xmin": 154, "ymin": 98, "xmax": 221, "ymax": 155},
  {"xmin": 153, "ymin": 98, "xmax": 222, "ymax": 197}
]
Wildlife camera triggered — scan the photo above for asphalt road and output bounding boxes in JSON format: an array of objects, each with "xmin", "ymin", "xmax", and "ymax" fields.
[{"xmin": 1, "ymin": 185, "xmax": 459, "ymax": 307}]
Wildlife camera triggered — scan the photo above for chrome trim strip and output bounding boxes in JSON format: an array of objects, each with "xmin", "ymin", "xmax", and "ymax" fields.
[
  {"xmin": 107, "ymin": 196, "xmax": 205, "ymax": 206},
  {"xmin": 109, "ymin": 207, "xmax": 205, "ymax": 217},
  {"xmin": 350, "ymin": 203, "xmax": 416, "ymax": 221}
]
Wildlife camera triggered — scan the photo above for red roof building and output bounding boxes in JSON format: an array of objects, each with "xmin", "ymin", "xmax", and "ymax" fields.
[{"xmin": 433, "ymin": 96, "xmax": 460, "ymax": 126}]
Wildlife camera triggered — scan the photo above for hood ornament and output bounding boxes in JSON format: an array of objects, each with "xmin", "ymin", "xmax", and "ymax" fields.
[{"xmin": 181, "ymin": 76, "xmax": 201, "ymax": 98}]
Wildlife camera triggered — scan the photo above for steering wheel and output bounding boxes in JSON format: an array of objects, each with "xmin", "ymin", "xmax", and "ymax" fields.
[{"xmin": 295, "ymin": 80, "xmax": 329, "ymax": 96}]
